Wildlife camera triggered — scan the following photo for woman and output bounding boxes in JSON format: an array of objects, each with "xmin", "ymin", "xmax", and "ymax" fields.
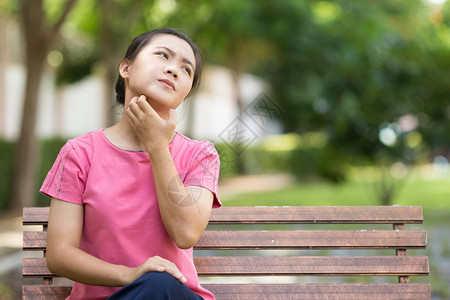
[{"xmin": 41, "ymin": 28, "xmax": 221, "ymax": 300}]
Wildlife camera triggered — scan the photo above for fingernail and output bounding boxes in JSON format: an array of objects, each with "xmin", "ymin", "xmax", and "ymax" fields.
[{"xmin": 181, "ymin": 277, "xmax": 187, "ymax": 283}]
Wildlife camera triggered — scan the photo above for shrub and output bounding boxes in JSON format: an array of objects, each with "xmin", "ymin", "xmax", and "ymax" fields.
[{"xmin": 0, "ymin": 139, "xmax": 14, "ymax": 210}]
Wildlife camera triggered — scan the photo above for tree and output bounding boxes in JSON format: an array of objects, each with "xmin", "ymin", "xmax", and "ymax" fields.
[
  {"xmin": 55, "ymin": 0, "xmax": 155, "ymax": 126},
  {"xmin": 167, "ymin": 0, "xmax": 449, "ymax": 204},
  {"xmin": 166, "ymin": 0, "xmax": 282, "ymax": 173},
  {"xmin": 11, "ymin": 0, "xmax": 77, "ymax": 209},
  {"xmin": 268, "ymin": 0, "xmax": 449, "ymax": 178}
]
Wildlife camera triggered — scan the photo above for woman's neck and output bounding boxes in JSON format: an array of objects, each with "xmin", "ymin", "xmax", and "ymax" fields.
[
  {"xmin": 104, "ymin": 115, "xmax": 176, "ymax": 152},
  {"xmin": 104, "ymin": 117, "xmax": 145, "ymax": 151}
]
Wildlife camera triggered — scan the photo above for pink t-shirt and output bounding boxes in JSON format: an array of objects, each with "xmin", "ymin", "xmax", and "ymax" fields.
[{"xmin": 40, "ymin": 129, "xmax": 221, "ymax": 300}]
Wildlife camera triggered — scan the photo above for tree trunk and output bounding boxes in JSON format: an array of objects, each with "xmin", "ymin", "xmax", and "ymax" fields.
[
  {"xmin": 11, "ymin": 0, "xmax": 77, "ymax": 209},
  {"xmin": 100, "ymin": 0, "xmax": 117, "ymax": 126},
  {"xmin": 230, "ymin": 69, "xmax": 246, "ymax": 174},
  {"xmin": 11, "ymin": 0, "xmax": 47, "ymax": 209},
  {"xmin": 11, "ymin": 52, "xmax": 47, "ymax": 209},
  {"xmin": 229, "ymin": 39, "xmax": 249, "ymax": 175}
]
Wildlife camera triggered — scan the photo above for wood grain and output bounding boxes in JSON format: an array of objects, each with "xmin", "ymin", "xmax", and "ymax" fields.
[
  {"xmin": 22, "ymin": 284, "xmax": 431, "ymax": 300},
  {"xmin": 23, "ymin": 206, "xmax": 424, "ymax": 225},
  {"xmin": 22, "ymin": 206, "xmax": 429, "ymax": 299},
  {"xmin": 23, "ymin": 256, "xmax": 429, "ymax": 277},
  {"xmin": 24, "ymin": 230, "xmax": 427, "ymax": 251}
]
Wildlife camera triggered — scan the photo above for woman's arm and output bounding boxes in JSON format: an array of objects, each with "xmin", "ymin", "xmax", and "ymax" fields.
[
  {"xmin": 149, "ymin": 147, "xmax": 214, "ymax": 249},
  {"xmin": 46, "ymin": 198, "xmax": 187, "ymax": 286},
  {"xmin": 127, "ymin": 96, "xmax": 214, "ymax": 249}
]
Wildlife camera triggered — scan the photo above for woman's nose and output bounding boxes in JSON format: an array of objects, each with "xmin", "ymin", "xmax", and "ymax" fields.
[{"xmin": 165, "ymin": 66, "xmax": 178, "ymax": 79}]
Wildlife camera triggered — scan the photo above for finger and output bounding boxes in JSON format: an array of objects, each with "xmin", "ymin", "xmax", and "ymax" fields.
[
  {"xmin": 129, "ymin": 97, "xmax": 144, "ymax": 117},
  {"xmin": 144, "ymin": 257, "xmax": 186, "ymax": 283},
  {"xmin": 136, "ymin": 95, "xmax": 160, "ymax": 119},
  {"xmin": 164, "ymin": 263, "xmax": 187, "ymax": 283},
  {"xmin": 128, "ymin": 96, "xmax": 139, "ymax": 108},
  {"xmin": 150, "ymin": 265, "xmax": 186, "ymax": 283},
  {"xmin": 150, "ymin": 258, "xmax": 186, "ymax": 283},
  {"xmin": 126, "ymin": 107, "xmax": 139, "ymax": 125}
]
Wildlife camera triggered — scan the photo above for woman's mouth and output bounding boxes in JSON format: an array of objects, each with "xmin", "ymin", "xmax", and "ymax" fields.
[{"xmin": 158, "ymin": 79, "xmax": 175, "ymax": 91}]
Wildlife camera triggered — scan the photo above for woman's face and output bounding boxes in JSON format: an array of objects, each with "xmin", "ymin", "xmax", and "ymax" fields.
[{"xmin": 121, "ymin": 34, "xmax": 196, "ymax": 115}]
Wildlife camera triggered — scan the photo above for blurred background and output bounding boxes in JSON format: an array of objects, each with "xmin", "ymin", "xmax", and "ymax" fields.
[{"xmin": 0, "ymin": 0, "xmax": 449, "ymax": 298}]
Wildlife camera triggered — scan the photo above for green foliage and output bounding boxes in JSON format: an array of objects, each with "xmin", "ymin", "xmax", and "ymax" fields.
[
  {"xmin": 0, "ymin": 0, "xmax": 19, "ymax": 15},
  {"xmin": 214, "ymin": 143, "xmax": 239, "ymax": 178},
  {"xmin": 5, "ymin": 0, "xmax": 449, "ymax": 186},
  {"xmin": 243, "ymin": 147, "xmax": 292, "ymax": 175},
  {"xmin": 289, "ymin": 145, "xmax": 347, "ymax": 183},
  {"xmin": 35, "ymin": 0, "xmax": 450, "ymax": 167},
  {"xmin": 0, "ymin": 139, "xmax": 14, "ymax": 210},
  {"xmin": 56, "ymin": 42, "xmax": 99, "ymax": 86},
  {"xmin": 0, "ymin": 279, "xmax": 14, "ymax": 300},
  {"xmin": 165, "ymin": 0, "xmax": 450, "ymax": 180},
  {"xmin": 266, "ymin": 0, "xmax": 449, "ymax": 167},
  {"xmin": 0, "ymin": 137, "xmax": 67, "ymax": 210}
]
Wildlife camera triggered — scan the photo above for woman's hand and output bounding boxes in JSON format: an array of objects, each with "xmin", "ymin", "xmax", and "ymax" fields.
[
  {"xmin": 123, "ymin": 256, "xmax": 187, "ymax": 285},
  {"xmin": 126, "ymin": 95, "xmax": 177, "ymax": 152}
]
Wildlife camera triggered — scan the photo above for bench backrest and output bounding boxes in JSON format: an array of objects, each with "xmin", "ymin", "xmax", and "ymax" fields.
[{"xmin": 22, "ymin": 206, "xmax": 430, "ymax": 299}]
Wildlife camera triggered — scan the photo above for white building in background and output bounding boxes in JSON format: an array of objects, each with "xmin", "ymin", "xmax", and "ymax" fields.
[{"xmin": 0, "ymin": 17, "xmax": 282, "ymax": 143}]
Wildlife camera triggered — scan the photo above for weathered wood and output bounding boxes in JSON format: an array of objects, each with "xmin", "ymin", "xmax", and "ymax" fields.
[
  {"xmin": 22, "ymin": 284, "xmax": 431, "ymax": 300},
  {"xmin": 194, "ymin": 256, "xmax": 429, "ymax": 276},
  {"xmin": 22, "ymin": 206, "xmax": 430, "ymax": 299},
  {"xmin": 23, "ymin": 207, "xmax": 51, "ymax": 225},
  {"xmin": 195, "ymin": 230, "xmax": 427, "ymax": 249},
  {"xmin": 393, "ymin": 223, "xmax": 410, "ymax": 283},
  {"xmin": 203, "ymin": 284, "xmax": 432, "ymax": 300},
  {"xmin": 23, "ymin": 256, "xmax": 429, "ymax": 277},
  {"xmin": 208, "ymin": 206, "xmax": 424, "ymax": 224},
  {"xmin": 24, "ymin": 230, "xmax": 427, "ymax": 251},
  {"xmin": 23, "ymin": 206, "xmax": 424, "ymax": 225},
  {"xmin": 22, "ymin": 285, "xmax": 72, "ymax": 300}
]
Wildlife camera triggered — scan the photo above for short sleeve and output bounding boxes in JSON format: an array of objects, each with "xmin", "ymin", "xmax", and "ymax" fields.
[
  {"xmin": 184, "ymin": 142, "xmax": 222, "ymax": 208},
  {"xmin": 40, "ymin": 141, "xmax": 87, "ymax": 205}
]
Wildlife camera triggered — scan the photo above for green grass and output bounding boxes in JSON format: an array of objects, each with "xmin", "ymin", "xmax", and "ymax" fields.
[
  {"xmin": 223, "ymin": 178, "xmax": 449, "ymax": 207},
  {"xmin": 222, "ymin": 177, "xmax": 450, "ymax": 224}
]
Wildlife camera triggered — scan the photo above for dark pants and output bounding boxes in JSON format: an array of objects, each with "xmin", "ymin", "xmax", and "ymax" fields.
[{"xmin": 107, "ymin": 272, "xmax": 204, "ymax": 300}]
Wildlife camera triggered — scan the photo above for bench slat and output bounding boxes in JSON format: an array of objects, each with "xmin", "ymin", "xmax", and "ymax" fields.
[
  {"xmin": 23, "ymin": 256, "xmax": 429, "ymax": 277},
  {"xmin": 203, "ymin": 283, "xmax": 432, "ymax": 300},
  {"xmin": 22, "ymin": 285, "xmax": 72, "ymax": 300},
  {"xmin": 23, "ymin": 207, "xmax": 51, "ymax": 225},
  {"xmin": 23, "ymin": 206, "xmax": 424, "ymax": 225},
  {"xmin": 196, "ymin": 230, "xmax": 426, "ymax": 249},
  {"xmin": 22, "ymin": 206, "xmax": 430, "ymax": 299},
  {"xmin": 22, "ymin": 284, "xmax": 431, "ymax": 300},
  {"xmin": 195, "ymin": 256, "xmax": 429, "ymax": 276},
  {"xmin": 209, "ymin": 206, "xmax": 424, "ymax": 224},
  {"xmin": 23, "ymin": 230, "xmax": 427, "ymax": 251}
]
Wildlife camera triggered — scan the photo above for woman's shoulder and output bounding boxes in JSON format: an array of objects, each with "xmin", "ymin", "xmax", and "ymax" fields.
[
  {"xmin": 63, "ymin": 129, "xmax": 104, "ymax": 159},
  {"xmin": 66, "ymin": 129, "xmax": 102, "ymax": 147},
  {"xmin": 173, "ymin": 131, "xmax": 217, "ymax": 153}
]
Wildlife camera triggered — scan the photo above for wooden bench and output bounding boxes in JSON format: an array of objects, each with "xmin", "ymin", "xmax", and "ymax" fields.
[{"xmin": 22, "ymin": 206, "xmax": 431, "ymax": 299}]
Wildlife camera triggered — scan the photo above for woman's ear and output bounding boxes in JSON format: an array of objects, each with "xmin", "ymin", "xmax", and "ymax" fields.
[{"xmin": 119, "ymin": 59, "xmax": 130, "ymax": 79}]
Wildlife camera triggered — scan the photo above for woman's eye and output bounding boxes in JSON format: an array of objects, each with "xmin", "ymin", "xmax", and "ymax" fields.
[
  {"xmin": 157, "ymin": 52, "xmax": 168, "ymax": 59},
  {"xmin": 182, "ymin": 67, "xmax": 192, "ymax": 75}
]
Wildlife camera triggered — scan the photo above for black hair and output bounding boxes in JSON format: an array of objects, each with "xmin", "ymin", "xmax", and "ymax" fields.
[{"xmin": 115, "ymin": 28, "xmax": 203, "ymax": 105}]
